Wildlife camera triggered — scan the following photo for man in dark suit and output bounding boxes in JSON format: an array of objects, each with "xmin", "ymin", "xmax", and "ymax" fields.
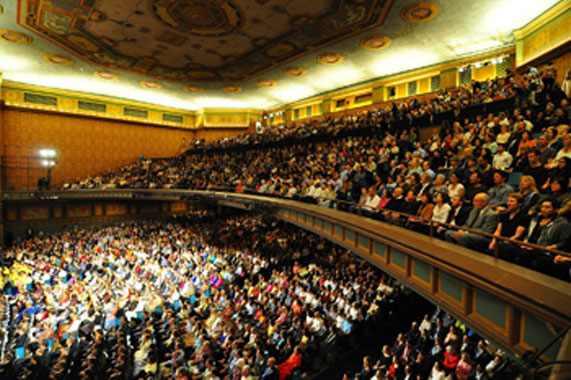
[
  {"xmin": 431, "ymin": 318, "xmax": 447, "ymax": 342},
  {"xmin": 444, "ymin": 193, "xmax": 499, "ymax": 252},
  {"xmin": 473, "ymin": 340, "xmax": 492, "ymax": 367},
  {"xmin": 449, "ymin": 195, "xmax": 472, "ymax": 227},
  {"xmin": 436, "ymin": 195, "xmax": 472, "ymax": 238}
]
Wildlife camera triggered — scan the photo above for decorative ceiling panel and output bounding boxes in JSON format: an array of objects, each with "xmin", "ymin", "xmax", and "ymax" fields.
[
  {"xmin": 17, "ymin": 0, "xmax": 393, "ymax": 82},
  {"xmin": 0, "ymin": 0, "xmax": 563, "ymax": 110}
]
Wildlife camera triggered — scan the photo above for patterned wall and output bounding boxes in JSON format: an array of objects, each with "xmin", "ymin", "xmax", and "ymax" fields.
[
  {"xmin": 515, "ymin": 7, "xmax": 570, "ymax": 67},
  {"xmin": 2, "ymin": 109, "xmax": 195, "ymax": 190}
]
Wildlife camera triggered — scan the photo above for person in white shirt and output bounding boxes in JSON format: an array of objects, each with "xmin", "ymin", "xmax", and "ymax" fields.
[
  {"xmin": 492, "ymin": 143, "xmax": 513, "ymax": 171},
  {"xmin": 432, "ymin": 193, "xmax": 452, "ymax": 223},
  {"xmin": 363, "ymin": 187, "xmax": 381, "ymax": 216},
  {"xmin": 430, "ymin": 361, "xmax": 446, "ymax": 380},
  {"xmin": 419, "ymin": 314, "xmax": 432, "ymax": 334}
]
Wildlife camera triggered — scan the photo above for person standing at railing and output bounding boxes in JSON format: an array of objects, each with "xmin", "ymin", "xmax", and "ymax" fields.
[{"xmin": 444, "ymin": 193, "xmax": 498, "ymax": 252}]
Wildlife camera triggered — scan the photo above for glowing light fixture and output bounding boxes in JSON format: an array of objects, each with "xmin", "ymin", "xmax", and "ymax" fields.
[{"xmin": 39, "ymin": 148, "xmax": 57, "ymax": 158}]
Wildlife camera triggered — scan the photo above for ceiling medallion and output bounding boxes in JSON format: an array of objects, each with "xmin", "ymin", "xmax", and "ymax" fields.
[
  {"xmin": 94, "ymin": 71, "xmax": 119, "ymax": 80},
  {"xmin": 184, "ymin": 85, "xmax": 204, "ymax": 93},
  {"xmin": 283, "ymin": 67, "xmax": 307, "ymax": 77},
  {"xmin": 43, "ymin": 54, "xmax": 74, "ymax": 65},
  {"xmin": 222, "ymin": 85, "xmax": 241, "ymax": 93},
  {"xmin": 141, "ymin": 80, "xmax": 163, "ymax": 89},
  {"xmin": 150, "ymin": 0, "xmax": 244, "ymax": 37},
  {"xmin": 256, "ymin": 79, "xmax": 276, "ymax": 88},
  {"xmin": 360, "ymin": 35, "xmax": 391, "ymax": 51},
  {"xmin": 401, "ymin": 2, "xmax": 440, "ymax": 23},
  {"xmin": 0, "ymin": 30, "xmax": 32, "ymax": 44},
  {"xmin": 317, "ymin": 52, "xmax": 343, "ymax": 65}
]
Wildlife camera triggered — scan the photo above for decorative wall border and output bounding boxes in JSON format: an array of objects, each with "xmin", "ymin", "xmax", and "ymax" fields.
[
  {"xmin": 1, "ymin": 81, "xmax": 261, "ymax": 129},
  {"xmin": 514, "ymin": 1, "xmax": 571, "ymax": 67}
]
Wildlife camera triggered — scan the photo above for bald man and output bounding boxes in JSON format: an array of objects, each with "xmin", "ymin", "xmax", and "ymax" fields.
[{"xmin": 444, "ymin": 192, "xmax": 499, "ymax": 252}]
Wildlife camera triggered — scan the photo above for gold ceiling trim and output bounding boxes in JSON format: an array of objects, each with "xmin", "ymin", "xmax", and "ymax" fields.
[
  {"xmin": 94, "ymin": 71, "xmax": 120, "ymax": 81},
  {"xmin": 43, "ymin": 54, "xmax": 74, "ymax": 65},
  {"xmin": 283, "ymin": 66, "xmax": 307, "ymax": 77},
  {"xmin": 317, "ymin": 52, "xmax": 343, "ymax": 65},
  {"xmin": 513, "ymin": 0, "xmax": 569, "ymax": 40},
  {"xmin": 141, "ymin": 80, "xmax": 163, "ymax": 89},
  {"xmin": 360, "ymin": 35, "xmax": 391, "ymax": 51},
  {"xmin": 401, "ymin": 2, "xmax": 440, "ymax": 24},
  {"xmin": 274, "ymin": 46, "xmax": 516, "ymax": 112},
  {"xmin": 256, "ymin": 79, "xmax": 277, "ymax": 88},
  {"xmin": 183, "ymin": 85, "xmax": 204, "ymax": 93},
  {"xmin": 0, "ymin": 30, "xmax": 32, "ymax": 44},
  {"xmin": 1, "ymin": 79, "xmax": 194, "ymax": 113},
  {"xmin": 222, "ymin": 85, "xmax": 242, "ymax": 93}
]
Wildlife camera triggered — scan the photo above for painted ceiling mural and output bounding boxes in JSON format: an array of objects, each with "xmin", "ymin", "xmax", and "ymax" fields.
[
  {"xmin": 0, "ymin": 0, "xmax": 563, "ymax": 110},
  {"xmin": 17, "ymin": 0, "xmax": 393, "ymax": 82}
]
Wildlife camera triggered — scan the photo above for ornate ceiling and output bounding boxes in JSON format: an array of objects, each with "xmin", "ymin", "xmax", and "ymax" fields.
[
  {"xmin": 20, "ymin": 0, "xmax": 394, "ymax": 82},
  {"xmin": 0, "ymin": 0, "xmax": 563, "ymax": 110}
]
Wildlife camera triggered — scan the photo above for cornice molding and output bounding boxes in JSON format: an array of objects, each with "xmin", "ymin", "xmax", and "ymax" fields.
[{"xmin": 513, "ymin": 0, "xmax": 569, "ymax": 40}]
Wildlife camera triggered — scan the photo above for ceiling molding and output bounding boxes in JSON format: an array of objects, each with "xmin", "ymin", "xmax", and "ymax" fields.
[
  {"xmin": 276, "ymin": 45, "xmax": 516, "ymax": 112},
  {"xmin": 513, "ymin": 0, "xmax": 569, "ymax": 39}
]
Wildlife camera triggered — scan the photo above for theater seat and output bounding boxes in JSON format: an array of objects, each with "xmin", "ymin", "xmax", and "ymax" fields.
[{"xmin": 507, "ymin": 172, "xmax": 522, "ymax": 188}]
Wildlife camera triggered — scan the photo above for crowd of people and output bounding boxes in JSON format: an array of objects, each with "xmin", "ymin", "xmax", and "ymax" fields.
[
  {"xmin": 343, "ymin": 307, "xmax": 514, "ymax": 380},
  {"xmin": 61, "ymin": 66, "xmax": 571, "ymax": 281},
  {"xmin": 0, "ymin": 212, "xmax": 412, "ymax": 380}
]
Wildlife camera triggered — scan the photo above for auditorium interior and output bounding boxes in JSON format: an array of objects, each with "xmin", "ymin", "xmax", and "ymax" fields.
[{"xmin": 0, "ymin": 0, "xmax": 570, "ymax": 379}]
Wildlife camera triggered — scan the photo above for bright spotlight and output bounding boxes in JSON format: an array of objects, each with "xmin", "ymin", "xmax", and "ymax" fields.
[{"xmin": 39, "ymin": 148, "xmax": 57, "ymax": 158}]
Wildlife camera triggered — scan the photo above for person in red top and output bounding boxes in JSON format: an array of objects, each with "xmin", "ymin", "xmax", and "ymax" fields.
[
  {"xmin": 278, "ymin": 346, "xmax": 302, "ymax": 380},
  {"xmin": 442, "ymin": 345, "xmax": 460, "ymax": 374}
]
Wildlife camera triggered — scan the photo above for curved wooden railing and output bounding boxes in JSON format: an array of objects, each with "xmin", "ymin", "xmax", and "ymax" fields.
[{"xmin": 11, "ymin": 187, "xmax": 566, "ymax": 258}]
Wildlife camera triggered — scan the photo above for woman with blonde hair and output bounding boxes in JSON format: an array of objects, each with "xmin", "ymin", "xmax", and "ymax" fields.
[
  {"xmin": 519, "ymin": 175, "xmax": 540, "ymax": 213},
  {"xmin": 550, "ymin": 133, "xmax": 571, "ymax": 167}
]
